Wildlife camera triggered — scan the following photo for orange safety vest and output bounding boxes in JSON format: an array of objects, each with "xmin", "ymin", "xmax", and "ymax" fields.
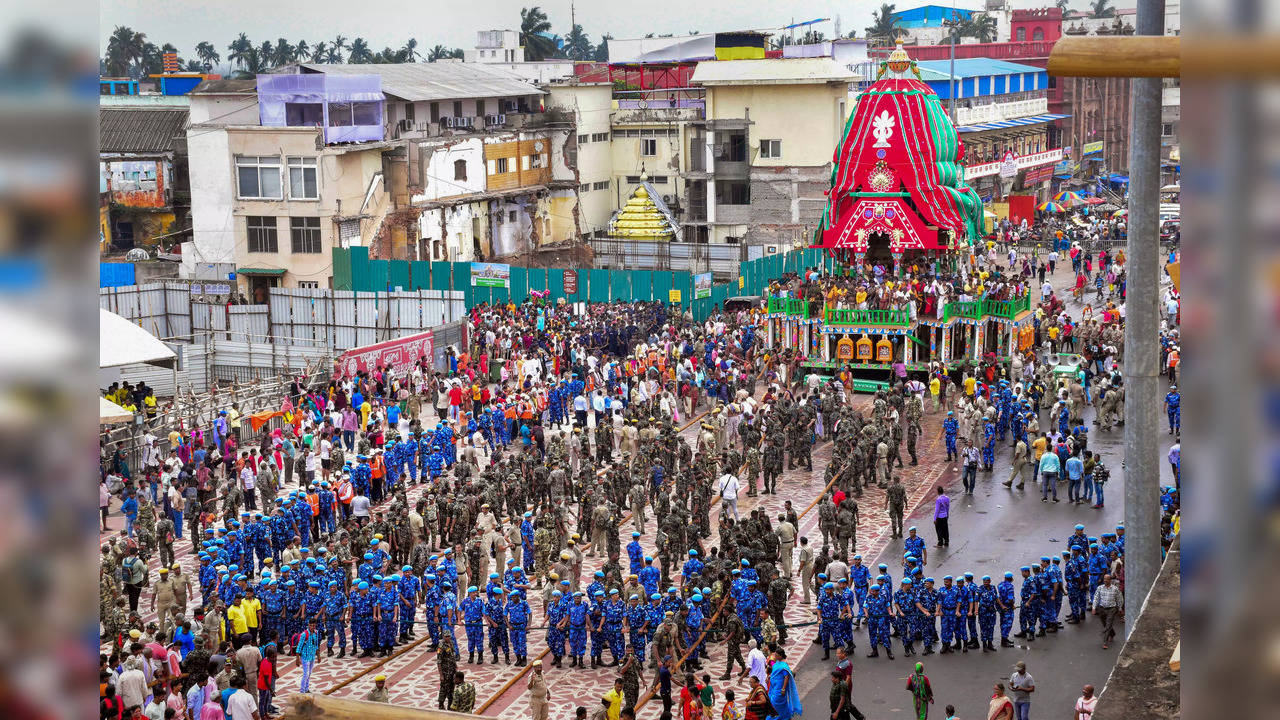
[
  {"xmin": 305, "ymin": 492, "xmax": 320, "ymax": 517},
  {"xmin": 370, "ymin": 455, "xmax": 385, "ymax": 479},
  {"xmin": 504, "ymin": 404, "xmax": 518, "ymax": 420},
  {"xmin": 337, "ymin": 480, "xmax": 353, "ymax": 505}
]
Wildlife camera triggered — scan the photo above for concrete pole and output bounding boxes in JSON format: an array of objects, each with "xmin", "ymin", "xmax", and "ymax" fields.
[{"xmin": 1122, "ymin": 0, "xmax": 1164, "ymax": 640}]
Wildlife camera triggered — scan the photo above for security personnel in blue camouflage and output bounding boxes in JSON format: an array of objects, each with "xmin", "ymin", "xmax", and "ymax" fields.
[
  {"xmin": 507, "ymin": 589, "xmax": 531, "ymax": 666},
  {"xmin": 863, "ymin": 584, "xmax": 893, "ymax": 659},
  {"xmin": 936, "ymin": 575, "xmax": 959, "ymax": 653},
  {"xmin": 1015, "ymin": 567, "xmax": 1037, "ymax": 642},
  {"xmin": 975, "ymin": 575, "xmax": 999, "ymax": 651},
  {"xmin": 997, "ymin": 571, "xmax": 1016, "ymax": 647},
  {"xmin": 961, "ymin": 572, "xmax": 979, "ymax": 648},
  {"xmin": 376, "ymin": 576, "xmax": 400, "ymax": 655},
  {"xmin": 461, "ymin": 585, "xmax": 486, "ymax": 663},
  {"xmin": 322, "ymin": 580, "xmax": 348, "ymax": 657},
  {"xmin": 624, "ymin": 593, "xmax": 648, "ymax": 664},
  {"xmin": 351, "ymin": 581, "xmax": 375, "ymax": 657},
  {"xmin": 892, "ymin": 577, "xmax": 918, "ymax": 656},
  {"xmin": 943, "ymin": 412, "xmax": 959, "ymax": 461},
  {"xmin": 1164, "ymin": 385, "xmax": 1180, "ymax": 435},
  {"xmin": 604, "ymin": 588, "xmax": 626, "ymax": 666},
  {"xmin": 546, "ymin": 589, "xmax": 567, "ymax": 666},
  {"xmin": 913, "ymin": 577, "xmax": 939, "ymax": 655},
  {"xmin": 399, "ymin": 566, "xmax": 421, "ymax": 641},
  {"xmin": 485, "ymin": 587, "xmax": 510, "ymax": 664}
]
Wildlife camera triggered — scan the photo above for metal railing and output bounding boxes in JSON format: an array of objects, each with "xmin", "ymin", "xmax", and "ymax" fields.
[
  {"xmin": 943, "ymin": 295, "xmax": 1032, "ymax": 321},
  {"xmin": 823, "ymin": 307, "xmax": 910, "ymax": 326},
  {"xmin": 767, "ymin": 296, "xmax": 810, "ymax": 318}
]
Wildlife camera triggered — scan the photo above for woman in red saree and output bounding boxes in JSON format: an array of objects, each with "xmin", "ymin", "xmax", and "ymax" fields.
[{"xmin": 987, "ymin": 682, "xmax": 1014, "ymax": 720}]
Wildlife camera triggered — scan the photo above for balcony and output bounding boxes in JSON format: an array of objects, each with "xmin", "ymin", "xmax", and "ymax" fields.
[
  {"xmin": 942, "ymin": 296, "xmax": 1031, "ymax": 321},
  {"xmin": 955, "ymin": 95, "xmax": 1049, "ymax": 126},
  {"xmin": 824, "ymin": 307, "xmax": 910, "ymax": 326},
  {"xmin": 768, "ymin": 296, "xmax": 811, "ymax": 318},
  {"xmin": 871, "ymin": 40, "xmax": 1058, "ymax": 62}
]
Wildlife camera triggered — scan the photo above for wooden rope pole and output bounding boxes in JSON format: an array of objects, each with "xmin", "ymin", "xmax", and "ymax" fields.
[{"xmin": 1046, "ymin": 36, "xmax": 1180, "ymax": 78}]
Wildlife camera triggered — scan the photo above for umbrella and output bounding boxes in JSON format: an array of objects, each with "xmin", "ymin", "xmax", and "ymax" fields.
[
  {"xmin": 1037, "ymin": 201, "xmax": 1067, "ymax": 212},
  {"xmin": 1052, "ymin": 191, "xmax": 1084, "ymax": 205},
  {"xmin": 1082, "ymin": 196, "xmax": 1106, "ymax": 205},
  {"xmin": 1096, "ymin": 202, "xmax": 1119, "ymax": 212},
  {"xmin": 1112, "ymin": 208, "xmax": 1128, "ymax": 217}
]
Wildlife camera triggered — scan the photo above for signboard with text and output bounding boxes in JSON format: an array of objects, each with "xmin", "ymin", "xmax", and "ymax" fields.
[
  {"xmin": 334, "ymin": 330, "xmax": 434, "ymax": 379},
  {"xmin": 1082, "ymin": 141, "xmax": 1105, "ymax": 155},
  {"xmin": 471, "ymin": 262, "xmax": 510, "ymax": 288},
  {"xmin": 694, "ymin": 272, "xmax": 713, "ymax": 300},
  {"xmin": 965, "ymin": 148, "xmax": 1064, "ymax": 180},
  {"xmin": 1021, "ymin": 164, "xmax": 1055, "ymax": 186},
  {"xmin": 562, "ymin": 269, "xmax": 578, "ymax": 295},
  {"xmin": 669, "ymin": 289, "xmax": 682, "ymax": 303},
  {"xmin": 999, "ymin": 151, "xmax": 1019, "ymax": 179}
]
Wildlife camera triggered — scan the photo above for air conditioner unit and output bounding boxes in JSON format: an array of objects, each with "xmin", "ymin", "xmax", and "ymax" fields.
[
  {"xmin": 453, "ymin": 116, "xmax": 475, "ymax": 129},
  {"xmin": 440, "ymin": 116, "xmax": 455, "ymax": 128},
  {"xmin": 502, "ymin": 100, "xmax": 518, "ymax": 112},
  {"xmin": 485, "ymin": 114, "xmax": 506, "ymax": 126},
  {"xmin": 397, "ymin": 118, "xmax": 413, "ymax": 132},
  {"xmin": 662, "ymin": 194, "xmax": 673, "ymax": 204}
]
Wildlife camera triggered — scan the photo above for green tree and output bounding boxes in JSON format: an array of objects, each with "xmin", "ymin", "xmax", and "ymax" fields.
[
  {"xmin": 1055, "ymin": 0, "xmax": 1071, "ymax": 10},
  {"xmin": 184, "ymin": 60, "xmax": 204, "ymax": 72},
  {"xmin": 402, "ymin": 37, "xmax": 421, "ymax": 61},
  {"xmin": 272, "ymin": 38, "xmax": 295, "ymax": 64},
  {"xmin": 1089, "ymin": 0, "xmax": 1115, "ymax": 18},
  {"xmin": 962, "ymin": 13, "xmax": 999, "ymax": 43},
  {"xmin": 520, "ymin": 6, "xmax": 559, "ymax": 60},
  {"xmin": 232, "ymin": 45, "xmax": 266, "ymax": 77},
  {"xmin": 347, "ymin": 37, "xmax": 374, "ymax": 63},
  {"xmin": 140, "ymin": 42, "xmax": 164, "ymax": 75},
  {"xmin": 800, "ymin": 29, "xmax": 826, "ymax": 44},
  {"xmin": 593, "ymin": 34, "xmax": 612, "ymax": 62},
  {"xmin": 104, "ymin": 25, "xmax": 145, "ymax": 76},
  {"xmin": 227, "ymin": 33, "xmax": 253, "ymax": 68},
  {"xmin": 329, "ymin": 35, "xmax": 348, "ymax": 63},
  {"xmin": 295, "ymin": 40, "xmax": 310, "ymax": 63},
  {"xmin": 195, "ymin": 41, "xmax": 220, "ymax": 71},
  {"xmin": 866, "ymin": 4, "xmax": 902, "ymax": 44},
  {"xmin": 257, "ymin": 40, "xmax": 275, "ymax": 67},
  {"xmin": 564, "ymin": 23, "xmax": 592, "ymax": 61},
  {"xmin": 309, "ymin": 41, "xmax": 328, "ymax": 63}
]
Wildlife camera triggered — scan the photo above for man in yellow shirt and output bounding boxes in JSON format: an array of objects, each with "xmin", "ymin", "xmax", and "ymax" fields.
[
  {"xmin": 602, "ymin": 678, "xmax": 624, "ymax": 720},
  {"xmin": 226, "ymin": 597, "xmax": 249, "ymax": 639},
  {"xmin": 1031, "ymin": 434, "xmax": 1049, "ymax": 463},
  {"xmin": 241, "ymin": 588, "xmax": 262, "ymax": 642},
  {"xmin": 929, "ymin": 376, "xmax": 941, "ymax": 412},
  {"xmin": 963, "ymin": 375, "xmax": 976, "ymax": 397}
]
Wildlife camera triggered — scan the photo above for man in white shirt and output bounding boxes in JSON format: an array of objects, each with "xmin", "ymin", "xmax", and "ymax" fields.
[
  {"xmin": 225, "ymin": 676, "xmax": 260, "ymax": 720},
  {"xmin": 746, "ymin": 640, "xmax": 768, "ymax": 686},
  {"xmin": 117, "ymin": 665, "xmax": 147, "ymax": 710},
  {"xmin": 717, "ymin": 471, "xmax": 741, "ymax": 521}
]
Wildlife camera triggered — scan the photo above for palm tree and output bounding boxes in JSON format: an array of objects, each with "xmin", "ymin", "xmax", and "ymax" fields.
[
  {"xmin": 330, "ymin": 35, "xmax": 348, "ymax": 63},
  {"xmin": 564, "ymin": 24, "xmax": 592, "ymax": 61},
  {"xmin": 104, "ymin": 25, "xmax": 145, "ymax": 77},
  {"xmin": 519, "ymin": 6, "xmax": 559, "ymax": 61},
  {"xmin": 140, "ymin": 42, "xmax": 164, "ymax": 75},
  {"xmin": 1055, "ymin": 0, "xmax": 1070, "ymax": 10},
  {"xmin": 273, "ymin": 38, "xmax": 295, "ymax": 64},
  {"xmin": 309, "ymin": 41, "xmax": 328, "ymax": 63},
  {"xmin": 183, "ymin": 59, "xmax": 204, "ymax": 72},
  {"xmin": 257, "ymin": 40, "xmax": 275, "ymax": 67},
  {"xmin": 232, "ymin": 45, "xmax": 266, "ymax": 78},
  {"xmin": 347, "ymin": 37, "xmax": 374, "ymax": 63},
  {"xmin": 295, "ymin": 40, "xmax": 310, "ymax": 63},
  {"xmin": 1089, "ymin": 0, "xmax": 1116, "ymax": 18},
  {"xmin": 866, "ymin": 4, "xmax": 902, "ymax": 45},
  {"xmin": 401, "ymin": 38, "xmax": 421, "ymax": 61},
  {"xmin": 227, "ymin": 33, "xmax": 252, "ymax": 69},
  {"xmin": 195, "ymin": 41, "xmax": 220, "ymax": 71},
  {"xmin": 962, "ymin": 13, "xmax": 999, "ymax": 43},
  {"xmin": 592, "ymin": 34, "xmax": 611, "ymax": 62},
  {"xmin": 800, "ymin": 29, "xmax": 826, "ymax": 44}
]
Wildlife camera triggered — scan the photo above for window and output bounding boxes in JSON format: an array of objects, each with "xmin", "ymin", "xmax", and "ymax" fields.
[
  {"xmin": 495, "ymin": 157, "xmax": 509, "ymax": 174},
  {"xmin": 453, "ymin": 101, "xmax": 463, "ymax": 118},
  {"xmin": 327, "ymin": 101, "xmax": 381, "ymax": 126},
  {"xmin": 716, "ymin": 181, "xmax": 750, "ymax": 205},
  {"xmin": 759, "ymin": 139, "xmax": 782, "ymax": 159},
  {"xmin": 529, "ymin": 153, "xmax": 545, "ymax": 169},
  {"xmin": 509, "ymin": 210, "xmax": 517, "ymax": 222},
  {"xmin": 578, "ymin": 134, "xmax": 590, "ymax": 145},
  {"xmin": 454, "ymin": 159, "xmax": 468, "ymax": 181},
  {"xmin": 1162, "ymin": 122, "xmax": 1175, "ymax": 137},
  {"xmin": 1032, "ymin": 28, "xmax": 1045, "ymax": 41},
  {"xmin": 298, "ymin": 281, "xmax": 320, "ymax": 289},
  {"xmin": 290, "ymin": 216, "xmax": 322, "ymax": 253},
  {"xmin": 287, "ymin": 157, "xmax": 318, "ymax": 200},
  {"xmin": 651, "ymin": 175, "xmax": 669, "ymax": 184},
  {"xmin": 591, "ymin": 132, "xmax": 609, "ymax": 142},
  {"xmin": 246, "ymin": 216, "xmax": 278, "ymax": 253},
  {"xmin": 477, "ymin": 99, "xmax": 487, "ymax": 117},
  {"xmin": 284, "ymin": 102, "xmax": 323, "ymax": 127},
  {"xmin": 592, "ymin": 180, "xmax": 610, "ymax": 191},
  {"xmin": 236, "ymin": 156, "xmax": 282, "ymax": 199},
  {"xmin": 579, "ymin": 182, "xmax": 591, "ymax": 192},
  {"xmin": 1016, "ymin": 27, "xmax": 1027, "ymax": 41},
  {"xmin": 641, "ymin": 138, "xmax": 657, "ymax": 156},
  {"xmin": 431, "ymin": 102, "xmax": 441, "ymax": 122},
  {"xmin": 404, "ymin": 103, "xmax": 415, "ymax": 123}
]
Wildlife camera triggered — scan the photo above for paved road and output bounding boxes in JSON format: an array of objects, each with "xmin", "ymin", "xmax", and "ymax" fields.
[{"xmin": 795, "ymin": 256, "xmax": 1178, "ymax": 720}]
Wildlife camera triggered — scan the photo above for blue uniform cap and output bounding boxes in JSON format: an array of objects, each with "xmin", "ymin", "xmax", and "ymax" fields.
[
  {"xmin": 901, "ymin": 578, "xmax": 913, "ymax": 585},
  {"xmin": 284, "ymin": 580, "xmax": 296, "ymax": 587},
  {"xmin": 512, "ymin": 567, "xmax": 522, "ymax": 573},
  {"xmin": 552, "ymin": 590, "xmax": 563, "ymax": 597},
  {"xmin": 372, "ymin": 574, "xmax": 383, "ymax": 582},
  {"xmin": 667, "ymin": 587, "xmax": 677, "ymax": 594},
  {"xmin": 573, "ymin": 591, "xmax": 583, "ymax": 598},
  {"xmin": 740, "ymin": 559, "xmax": 750, "ymax": 566},
  {"xmin": 731, "ymin": 569, "xmax": 741, "ymax": 575},
  {"xmin": 305, "ymin": 557, "xmax": 316, "ymax": 564},
  {"xmin": 817, "ymin": 573, "xmax": 827, "ymax": 580},
  {"xmin": 878, "ymin": 564, "xmax": 888, "ymax": 570},
  {"xmin": 747, "ymin": 579, "xmax": 757, "ymax": 585},
  {"xmin": 689, "ymin": 550, "xmax": 698, "ymax": 556},
  {"xmin": 1052, "ymin": 557, "xmax": 1061, "ymax": 563},
  {"xmin": 643, "ymin": 556, "xmax": 652, "ymax": 563},
  {"xmin": 523, "ymin": 512, "xmax": 532, "ymax": 518},
  {"xmin": 1075, "ymin": 524, "xmax": 1086, "ymax": 530},
  {"xmin": 595, "ymin": 571, "xmax": 605, "ymax": 578},
  {"xmin": 982, "ymin": 575, "xmax": 991, "ymax": 581},
  {"xmin": 389, "ymin": 575, "xmax": 400, "ymax": 582},
  {"xmin": 490, "ymin": 573, "xmax": 500, "ymax": 579},
  {"xmin": 908, "ymin": 526, "xmax": 917, "ymax": 532},
  {"xmin": 837, "ymin": 577, "xmax": 848, "ymax": 583},
  {"xmin": 870, "ymin": 584, "xmax": 881, "ymax": 592},
  {"xmin": 1005, "ymin": 572, "xmax": 1014, "ymax": 579},
  {"xmin": 494, "ymin": 588, "xmax": 505, "ymax": 594},
  {"xmin": 443, "ymin": 549, "xmax": 453, "ymax": 554},
  {"xmin": 593, "ymin": 590, "xmax": 605, "ymax": 597},
  {"xmin": 442, "ymin": 582, "xmax": 452, "ymax": 588},
  {"xmin": 964, "ymin": 572, "xmax": 974, "ymax": 578},
  {"xmin": 1039, "ymin": 556, "xmax": 1050, "ymax": 562},
  {"xmin": 403, "ymin": 565, "xmax": 413, "ymax": 572},
  {"xmin": 560, "ymin": 580, "xmax": 571, "ymax": 587},
  {"xmin": 609, "ymin": 588, "xmax": 619, "ymax": 595},
  {"xmin": 853, "ymin": 554, "xmax": 861, "ymax": 561},
  {"xmin": 650, "ymin": 593, "xmax": 661, "ymax": 600},
  {"xmin": 363, "ymin": 553, "xmax": 374, "ymax": 560},
  {"xmin": 943, "ymin": 575, "xmax": 953, "ymax": 581},
  {"xmin": 467, "ymin": 585, "xmax": 478, "ymax": 593},
  {"xmin": 429, "ymin": 555, "xmax": 438, "ymax": 562},
  {"xmin": 328, "ymin": 580, "xmax": 339, "ymax": 587},
  {"xmin": 925, "ymin": 577, "xmax": 935, "ymax": 583},
  {"xmin": 1020, "ymin": 566, "xmax": 1031, "ymax": 572},
  {"xmin": 307, "ymin": 581, "xmax": 320, "ymax": 588},
  {"xmin": 240, "ymin": 512, "xmax": 250, "ymax": 517},
  {"xmin": 632, "ymin": 532, "xmax": 641, "ymax": 538},
  {"xmin": 691, "ymin": 594, "xmax": 703, "ymax": 602},
  {"xmin": 370, "ymin": 539, "xmax": 379, "ymax": 546},
  {"xmin": 425, "ymin": 574, "xmax": 436, "ymax": 581}
]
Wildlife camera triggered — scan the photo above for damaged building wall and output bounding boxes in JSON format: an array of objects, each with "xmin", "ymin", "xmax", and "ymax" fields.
[
  {"xmin": 418, "ymin": 202, "xmax": 489, "ymax": 263},
  {"xmin": 741, "ymin": 165, "xmax": 831, "ymax": 246},
  {"xmin": 410, "ymin": 137, "xmax": 487, "ymax": 204}
]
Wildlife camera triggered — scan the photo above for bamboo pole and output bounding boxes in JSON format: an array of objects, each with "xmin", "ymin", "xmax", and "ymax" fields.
[{"xmin": 1046, "ymin": 36, "xmax": 1180, "ymax": 78}]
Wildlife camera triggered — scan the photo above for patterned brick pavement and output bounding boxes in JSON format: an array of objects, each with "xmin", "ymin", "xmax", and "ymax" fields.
[{"xmin": 103, "ymin": 397, "xmax": 954, "ymax": 718}]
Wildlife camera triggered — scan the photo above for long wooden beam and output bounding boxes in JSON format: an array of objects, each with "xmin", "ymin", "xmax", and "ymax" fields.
[
  {"xmin": 1047, "ymin": 36, "xmax": 1180, "ymax": 78},
  {"xmin": 285, "ymin": 694, "xmax": 474, "ymax": 720}
]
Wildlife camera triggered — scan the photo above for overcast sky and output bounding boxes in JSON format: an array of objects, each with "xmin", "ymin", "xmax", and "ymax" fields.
[{"xmin": 98, "ymin": 0, "xmax": 1055, "ymax": 62}]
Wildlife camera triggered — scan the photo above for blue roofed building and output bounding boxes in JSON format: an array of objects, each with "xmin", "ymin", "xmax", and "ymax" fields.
[
  {"xmin": 890, "ymin": 4, "xmax": 976, "ymax": 28},
  {"xmin": 913, "ymin": 59, "xmax": 1069, "ymax": 201}
]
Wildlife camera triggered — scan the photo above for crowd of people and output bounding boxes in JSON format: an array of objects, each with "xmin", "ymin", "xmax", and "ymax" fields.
[{"xmin": 99, "ymin": 232, "xmax": 1175, "ymax": 720}]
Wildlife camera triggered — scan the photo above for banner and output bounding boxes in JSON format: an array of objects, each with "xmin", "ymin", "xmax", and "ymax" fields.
[
  {"xmin": 1082, "ymin": 141, "xmax": 1105, "ymax": 155},
  {"xmin": 562, "ymin": 269, "xmax": 578, "ymax": 295},
  {"xmin": 471, "ymin": 262, "xmax": 511, "ymax": 288},
  {"xmin": 966, "ymin": 148, "xmax": 1064, "ymax": 180},
  {"xmin": 694, "ymin": 272, "xmax": 713, "ymax": 300},
  {"xmin": 334, "ymin": 330, "xmax": 434, "ymax": 379},
  {"xmin": 669, "ymin": 289, "xmax": 682, "ymax": 303}
]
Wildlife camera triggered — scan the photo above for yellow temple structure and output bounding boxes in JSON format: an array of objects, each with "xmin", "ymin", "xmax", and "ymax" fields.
[{"xmin": 607, "ymin": 173, "xmax": 678, "ymax": 241}]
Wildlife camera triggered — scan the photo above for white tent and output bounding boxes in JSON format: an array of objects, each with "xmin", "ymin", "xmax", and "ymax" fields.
[
  {"xmin": 100, "ymin": 308, "xmax": 177, "ymax": 369},
  {"xmin": 100, "ymin": 396, "xmax": 133, "ymax": 425}
]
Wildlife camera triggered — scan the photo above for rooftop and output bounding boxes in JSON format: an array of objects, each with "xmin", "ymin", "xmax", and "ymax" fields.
[
  {"xmin": 190, "ymin": 77, "xmax": 257, "ymax": 95},
  {"xmin": 298, "ymin": 62, "xmax": 543, "ymax": 102},
  {"xmin": 915, "ymin": 58, "xmax": 1045, "ymax": 79},
  {"xmin": 99, "ymin": 107, "xmax": 189, "ymax": 155},
  {"xmin": 691, "ymin": 58, "xmax": 859, "ymax": 86}
]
